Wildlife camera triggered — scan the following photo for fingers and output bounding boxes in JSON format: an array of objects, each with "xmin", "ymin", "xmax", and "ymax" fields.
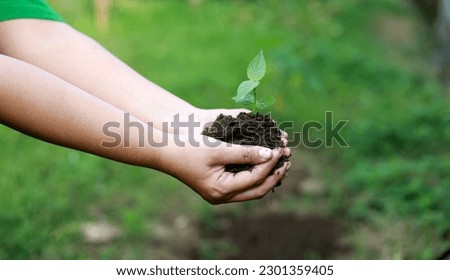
[
  {"xmin": 281, "ymin": 137, "xmax": 288, "ymax": 147},
  {"xmin": 204, "ymin": 156, "xmax": 288, "ymax": 204},
  {"xmin": 227, "ymin": 160, "xmax": 289, "ymax": 203},
  {"xmin": 278, "ymin": 129, "xmax": 291, "ymax": 158},
  {"xmin": 280, "ymin": 130, "xmax": 288, "ymax": 142},
  {"xmin": 213, "ymin": 142, "xmax": 275, "ymax": 165},
  {"xmin": 283, "ymin": 147, "xmax": 292, "ymax": 158},
  {"xmin": 218, "ymin": 148, "xmax": 283, "ymax": 195}
]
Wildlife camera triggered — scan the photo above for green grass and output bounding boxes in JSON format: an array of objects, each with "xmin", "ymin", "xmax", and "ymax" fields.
[{"xmin": 0, "ymin": 0, "xmax": 448, "ymax": 259}]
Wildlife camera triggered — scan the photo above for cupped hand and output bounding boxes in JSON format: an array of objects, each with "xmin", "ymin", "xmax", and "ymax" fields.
[{"xmin": 157, "ymin": 134, "xmax": 289, "ymax": 204}]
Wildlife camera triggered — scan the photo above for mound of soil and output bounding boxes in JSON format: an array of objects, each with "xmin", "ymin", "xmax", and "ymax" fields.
[{"xmin": 202, "ymin": 112, "xmax": 288, "ymax": 175}]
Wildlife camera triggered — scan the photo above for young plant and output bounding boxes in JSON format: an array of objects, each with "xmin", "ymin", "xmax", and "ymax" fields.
[{"xmin": 232, "ymin": 50, "xmax": 276, "ymax": 114}]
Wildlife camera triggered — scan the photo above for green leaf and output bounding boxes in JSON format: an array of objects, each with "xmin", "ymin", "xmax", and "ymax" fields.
[
  {"xmin": 256, "ymin": 95, "xmax": 276, "ymax": 110},
  {"xmin": 232, "ymin": 80, "xmax": 259, "ymax": 103},
  {"xmin": 247, "ymin": 50, "xmax": 266, "ymax": 81},
  {"xmin": 232, "ymin": 93, "xmax": 254, "ymax": 104}
]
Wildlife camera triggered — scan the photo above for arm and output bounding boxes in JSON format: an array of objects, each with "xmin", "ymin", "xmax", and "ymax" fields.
[
  {"xmin": 0, "ymin": 19, "xmax": 291, "ymax": 151},
  {"xmin": 0, "ymin": 53, "xmax": 159, "ymax": 168},
  {"xmin": 0, "ymin": 54, "xmax": 287, "ymax": 203},
  {"xmin": 0, "ymin": 19, "xmax": 233, "ymax": 131}
]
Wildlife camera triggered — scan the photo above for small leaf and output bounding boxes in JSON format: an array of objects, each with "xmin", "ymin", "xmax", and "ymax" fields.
[
  {"xmin": 233, "ymin": 80, "xmax": 259, "ymax": 103},
  {"xmin": 232, "ymin": 93, "xmax": 254, "ymax": 105},
  {"xmin": 247, "ymin": 51, "xmax": 266, "ymax": 81},
  {"xmin": 256, "ymin": 95, "xmax": 276, "ymax": 110}
]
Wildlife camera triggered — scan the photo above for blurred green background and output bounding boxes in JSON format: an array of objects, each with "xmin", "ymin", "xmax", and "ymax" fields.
[{"xmin": 0, "ymin": 0, "xmax": 448, "ymax": 259}]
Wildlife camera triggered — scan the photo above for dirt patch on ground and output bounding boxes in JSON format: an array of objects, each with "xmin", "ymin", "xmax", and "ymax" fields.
[
  {"xmin": 195, "ymin": 211, "xmax": 344, "ymax": 259},
  {"xmin": 208, "ymin": 213, "xmax": 342, "ymax": 259}
]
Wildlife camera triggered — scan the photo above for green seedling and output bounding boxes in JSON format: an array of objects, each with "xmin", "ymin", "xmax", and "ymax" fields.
[{"xmin": 232, "ymin": 50, "xmax": 276, "ymax": 114}]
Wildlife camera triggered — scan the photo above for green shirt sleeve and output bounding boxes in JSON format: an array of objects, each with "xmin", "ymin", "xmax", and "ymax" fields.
[{"xmin": 0, "ymin": 0, "xmax": 64, "ymax": 22}]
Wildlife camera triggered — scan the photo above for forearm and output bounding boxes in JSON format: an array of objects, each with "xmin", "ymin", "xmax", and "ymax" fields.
[
  {"xmin": 0, "ymin": 19, "xmax": 197, "ymax": 130},
  {"xmin": 0, "ymin": 54, "xmax": 164, "ymax": 169},
  {"xmin": 0, "ymin": 55, "xmax": 289, "ymax": 204}
]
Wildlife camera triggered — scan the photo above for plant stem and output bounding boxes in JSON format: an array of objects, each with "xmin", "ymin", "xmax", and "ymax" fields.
[{"xmin": 252, "ymin": 88, "xmax": 257, "ymax": 114}]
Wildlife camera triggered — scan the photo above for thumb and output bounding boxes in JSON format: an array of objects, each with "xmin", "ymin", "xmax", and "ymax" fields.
[{"xmin": 217, "ymin": 144, "xmax": 274, "ymax": 165}]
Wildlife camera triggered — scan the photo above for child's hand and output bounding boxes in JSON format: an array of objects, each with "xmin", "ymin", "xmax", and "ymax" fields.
[{"xmin": 157, "ymin": 134, "xmax": 288, "ymax": 204}]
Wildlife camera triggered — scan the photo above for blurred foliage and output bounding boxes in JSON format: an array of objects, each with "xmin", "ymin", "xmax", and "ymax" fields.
[{"xmin": 0, "ymin": 0, "xmax": 448, "ymax": 259}]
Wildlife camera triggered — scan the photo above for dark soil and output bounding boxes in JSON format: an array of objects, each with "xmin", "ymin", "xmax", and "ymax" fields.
[
  {"xmin": 202, "ymin": 112, "xmax": 288, "ymax": 174},
  {"xmin": 198, "ymin": 213, "xmax": 343, "ymax": 259}
]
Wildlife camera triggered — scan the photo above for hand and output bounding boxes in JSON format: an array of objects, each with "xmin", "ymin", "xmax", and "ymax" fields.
[{"xmin": 157, "ymin": 134, "xmax": 289, "ymax": 204}]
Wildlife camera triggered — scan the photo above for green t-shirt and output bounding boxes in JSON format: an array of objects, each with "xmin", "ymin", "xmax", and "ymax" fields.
[{"xmin": 0, "ymin": 0, "xmax": 64, "ymax": 22}]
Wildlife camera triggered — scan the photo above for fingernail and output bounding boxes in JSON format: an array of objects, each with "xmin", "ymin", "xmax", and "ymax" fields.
[{"xmin": 259, "ymin": 148, "xmax": 272, "ymax": 159}]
